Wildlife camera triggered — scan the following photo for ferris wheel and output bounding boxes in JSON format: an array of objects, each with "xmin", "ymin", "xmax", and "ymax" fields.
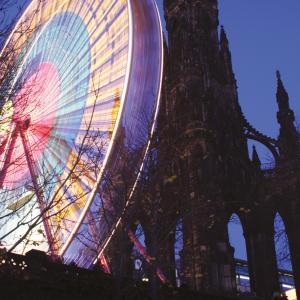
[{"xmin": 0, "ymin": 0, "xmax": 163, "ymax": 268}]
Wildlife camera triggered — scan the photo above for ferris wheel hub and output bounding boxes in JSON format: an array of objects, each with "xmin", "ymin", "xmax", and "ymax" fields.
[{"xmin": 16, "ymin": 117, "xmax": 31, "ymax": 130}]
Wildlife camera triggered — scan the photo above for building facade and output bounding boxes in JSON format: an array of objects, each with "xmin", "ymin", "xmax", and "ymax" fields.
[{"xmin": 159, "ymin": 0, "xmax": 300, "ymax": 298}]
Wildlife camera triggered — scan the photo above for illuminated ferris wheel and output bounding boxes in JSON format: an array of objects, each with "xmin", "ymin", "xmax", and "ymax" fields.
[{"xmin": 0, "ymin": 0, "xmax": 163, "ymax": 267}]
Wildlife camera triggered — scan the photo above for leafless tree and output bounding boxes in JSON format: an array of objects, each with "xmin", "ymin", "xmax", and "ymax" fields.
[{"xmin": 274, "ymin": 213, "xmax": 292, "ymax": 272}]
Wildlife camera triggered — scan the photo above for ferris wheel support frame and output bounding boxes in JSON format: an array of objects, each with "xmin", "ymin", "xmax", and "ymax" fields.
[
  {"xmin": 0, "ymin": 124, "xmax": 18, "ymax": 188},
  {"xmin": 18, "ymin": 119, "xmax": 57, "ymax": 256},
  {"xmin": 0, "ymin": 117, "xmax": 57, "ymax": 256}
]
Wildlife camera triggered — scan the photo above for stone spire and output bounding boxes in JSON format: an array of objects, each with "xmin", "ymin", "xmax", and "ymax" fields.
[
  {"xmin": 252, "ymin": 145, "xmax": 261, "ymax": 169},
  {"xmin": 220, "ymin": 26, "xmax": 229, "ymax": 53},
  {"xmin": 276, "ymin": 71, "xmax": 299, "ymax": 160},
  {"xmin": 220, "ymin": 26, "xmax": 235, "ymax": 84},
  {"xmin": 161, "ymin": 0, "xmax": 244, "ymax": 294},
  {"xmin": 276, "ymin": 71, "xmax": 293, "ymax": 113}
]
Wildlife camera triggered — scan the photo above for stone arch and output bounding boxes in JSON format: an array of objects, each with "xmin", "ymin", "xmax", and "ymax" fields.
[
  {"xmin": 174, "ymin": 218, "xmax": 183, "ymax": 287},
  {"xmin": 273, "ymin": 212, "xmax": 295, "ymax": 292},
  {"xmin": 227, "ymin": 213, "xmax": 247, "ymax": 260},
  {"xmin": 247, "ymin": 140, "xmax": 276, "ymax": 166},
  {"xmin": 130, "ymin": 222, "xmax": 148, "ymax": 282},
  {"xmin": 242, "ymin": 112, "xmax": 280, "ymax": 163},
  {"xmin": 227, "ymin": 213, "xmax": 250, "ymax": 293},
  {"xmin": 246, "ymin": 137, "xmax": 279, "ymax": 163}
]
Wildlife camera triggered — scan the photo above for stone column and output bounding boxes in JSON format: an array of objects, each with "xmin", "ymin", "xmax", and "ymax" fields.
[
  {"xmin": 244, "ymin": 212, "xmax": 280, "ymax": 299},
  {"xmin": 180, "ymin": 206, "xmax": 236, "ymax": 292},
  {"xmin": 284, "ymin": 205, "xmax": 300, "ymax": 300}
]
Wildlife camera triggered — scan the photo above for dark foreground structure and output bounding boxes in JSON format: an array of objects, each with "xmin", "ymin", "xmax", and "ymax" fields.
[
  {"xmin": 103, "ymin": 1, "xmax": 300, "ymax": 300},
  {"xmin": 0, "ymin": 250, "xmax": 259, "ymax": 300}
]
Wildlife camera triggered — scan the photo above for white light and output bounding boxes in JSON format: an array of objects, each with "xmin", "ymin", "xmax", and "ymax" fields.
[
  {"xmin": 238, "ymin": 275, "xmax": 250, "ymax": 280},
  {"xmin": 282, "ymin": 284, "xmax": 293, "ymax": 289},
  {"xmin": 286, "ymin": 289, "xmax": 297, "ymax": 300}
]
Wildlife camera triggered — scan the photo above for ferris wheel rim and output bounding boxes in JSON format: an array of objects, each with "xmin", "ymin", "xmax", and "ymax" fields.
[{"xmin": 58, "ymin": 0, "xmax": 135, "ymax": 256}]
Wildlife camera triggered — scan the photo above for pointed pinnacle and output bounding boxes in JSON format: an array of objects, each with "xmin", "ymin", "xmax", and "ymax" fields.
[
  {"xmin": 252, "ymin": 145, "xmax": 261, "ymax": 167},
  {"xmin": 276, "ymin": 70, "xmax": 281, "ymax": 81},
  {"xmin": 220, "ymin": 25, "xmax": 228, "ymax": 45},
  {"xmin": 276, "ymin": 70, "xmax": 290, "ymax": 111}
]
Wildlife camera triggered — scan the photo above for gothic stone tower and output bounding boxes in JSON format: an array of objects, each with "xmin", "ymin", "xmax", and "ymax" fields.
[
  {"xmin": 159, "ymin": 0, "xmax": 300, "ymax": 298},
  {"xmin": 161, "ymin": 0, "xmax": 252, "ymax": 292}
]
